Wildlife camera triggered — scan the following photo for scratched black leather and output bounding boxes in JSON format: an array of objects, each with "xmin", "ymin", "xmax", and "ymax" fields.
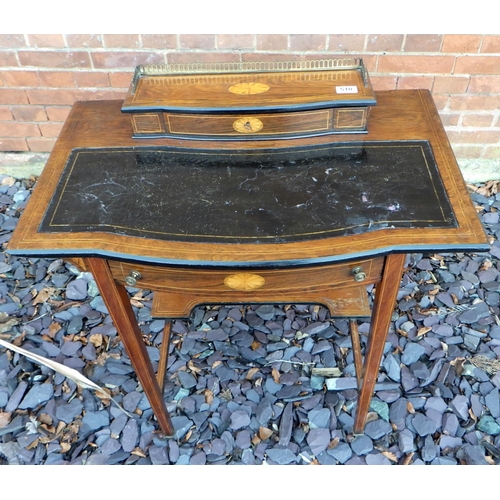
[{"xmin": 39, "ymin": 141, "xmax": 457, "ymax": 244}]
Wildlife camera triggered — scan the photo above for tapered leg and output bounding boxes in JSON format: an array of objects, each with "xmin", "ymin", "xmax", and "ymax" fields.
[
  {"xmin": 86, "ymin": 257, "xmax": 174, "ymax": 436},
  {"xmin": 349, "ymin": 319, "xmax": 363, "ymax": 390},
  {"xmin": 353, "ymin": 253, "xmax": 406, "ymax": 434},
  {"xmin": 156, "ymin": 321, "xmax": 172, "ymax": 392}
]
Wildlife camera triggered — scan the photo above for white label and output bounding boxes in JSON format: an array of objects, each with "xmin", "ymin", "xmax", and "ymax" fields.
[{"xmin": 336, "ymin": 85, "xmax": 358, "ymax": 94}]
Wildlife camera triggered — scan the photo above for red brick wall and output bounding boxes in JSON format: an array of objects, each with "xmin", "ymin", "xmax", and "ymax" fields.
[{"xmin": 1, "ymin": 34, "xmax": 499, "ymax": 163}]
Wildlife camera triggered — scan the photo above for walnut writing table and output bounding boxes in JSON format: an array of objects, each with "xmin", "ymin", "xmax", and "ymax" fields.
[{"xmin": 8, "ymin": 90, "xmax": 488, "ymax": 436}]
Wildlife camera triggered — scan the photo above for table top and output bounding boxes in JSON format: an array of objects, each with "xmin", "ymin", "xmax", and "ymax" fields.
[{"xmin": 8, "ymin": 90, "xmax": 489, "ymax": 267}]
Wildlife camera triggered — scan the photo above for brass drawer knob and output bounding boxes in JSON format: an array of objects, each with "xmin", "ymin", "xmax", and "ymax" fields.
[
  {"xmin": 351, "ymin": 266, "xmax": 366, "ymax": 282},
  {"xmin": 125, "ymin": 270, "xmax": 142, "ymax": 286}
]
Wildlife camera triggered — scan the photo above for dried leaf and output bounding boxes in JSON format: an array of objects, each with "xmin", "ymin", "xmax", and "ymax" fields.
[
  {"xmin": 259, "ymin": 427, "xmax": 273, "ymax": 440},
  {"xmin": 251, "ymin": 340, "xmax": 261, "ymax": 350},
  {"xmin": 204, "ymin": 389, "xmax": 214, "ymax": 405},
  {"xmin": 60, "ymin": 442, "xmax": 71, "ymax": 453},
  {"xmin": 417, "ymin": 326, "xmax": 432, "ymax": 338},
  {"xmin": 0, "ymin": 339, "xmax": 133, "ymax": 418},
  {"xmin": 245, "ymin": 367, "xmax": 260, "ymax": 380},
  {"xmin": 47, "ymin": 322, "xmax": 62, "ymax": 338},
  {"xmin": 89, "ymin": 334, "xmax": 103, "ymax": 347},
  {"xmin": 272, "ymin": 368, "xmax": 281, "ymax": 384},
  {"xmin": 381, "ymin": 450, "xmax": 398, "ymax": 462},
  {"xmin": 402, "ymin": 452, "xmax": 414, "ymax": 465},
  {"xmin": 131, "ymin": 447, "xmax": 147, "ymax": 458},
  {"xmin": 406, "ymin": 401, "xmax": 415, "ymax": 414},
  {"xmin": 32, "ymin": 287, "xmax": 58, "ymax": 306},
  {"xmin": 0, "ymin": 412, "xmax": 12, "ymax": 429}
]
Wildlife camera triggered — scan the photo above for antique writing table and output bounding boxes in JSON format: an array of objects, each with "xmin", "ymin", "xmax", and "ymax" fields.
[{"xmin": 8, "ymin": 89, "xmax": 488, "ymax": 437}]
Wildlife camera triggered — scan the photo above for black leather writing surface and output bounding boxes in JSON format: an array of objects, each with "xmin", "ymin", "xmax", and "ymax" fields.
[{"xmin": 40, "ymin": 141, "xmax": 457, "ymax": 243}]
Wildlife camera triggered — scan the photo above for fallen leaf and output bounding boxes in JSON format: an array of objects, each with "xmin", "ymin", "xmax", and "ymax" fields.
[
  {"xmin": 381, "ymin": 450, "xmax": 398, "ymax": 462},
  {"xmin": 251, "ymin": 340, "xmax": 261, "ymax": 351},
  {"xmin": 0, "ymin": 412, "xmax": 12, "ymax": 429},
  {"xmin": 259, "ymin": 427, "xmax": 273, "ymax": 440},
  {"xmin": 417, "ymin": 326, "xmax": 432, "ymax": 337},
  {"xmin": 47, "ymin": 322, "xmax": 62, "ymax": 338},
  {"xmin": 32, "ymin": 287, "xmax": 58, "ymax": 306},
  {"xmin": 272, "ymin": 368, "xmax": 281, "ymax": 384},
  {"xmin": 245, "ymin": 367, "xmax": 260, "ymax": 380},
  {"xmin": 204, "ymin": 389, "xmax": 214, "ymax": 405},
  {"xmin": 89, "ymin": 334, "xmax": 103, "ymax": 347},
  {"xmin": 406, "ymin": 401, "xmax": 415, "ymax": 414},
  {"xmin": 402, "ymin": 452, "xmax": 414, "ymax": 465}
]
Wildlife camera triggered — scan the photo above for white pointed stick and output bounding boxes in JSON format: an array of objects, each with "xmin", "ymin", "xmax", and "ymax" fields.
[{"xmin": 0, "ymin": 339, "xmax": 134, "ymax": 417}]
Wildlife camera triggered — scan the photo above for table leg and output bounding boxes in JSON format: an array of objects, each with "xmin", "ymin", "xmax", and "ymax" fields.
[
  {"xmin": 86, "ymin": 257, "xmax": 174, "ymax": 437},
  {"xmin": 353, "ymin": 253, "xmax": 406, "ymax": 434}
]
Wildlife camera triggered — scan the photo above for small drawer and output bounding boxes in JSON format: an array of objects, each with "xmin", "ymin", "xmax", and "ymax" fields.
[
  {"xmin": 108, "ymin": 257, "xmax": 384, "ymax": 293},
  {"xmin": 164, "ymin": 109, "xmax": 333, "ymax": 138}
]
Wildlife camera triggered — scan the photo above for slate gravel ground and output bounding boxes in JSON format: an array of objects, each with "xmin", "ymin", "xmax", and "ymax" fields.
[{"xmin": 1, "ymin": 175, "xmax": 500, "ymax": 465}]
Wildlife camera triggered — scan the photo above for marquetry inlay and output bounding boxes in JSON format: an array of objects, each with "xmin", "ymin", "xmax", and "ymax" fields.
[
  {"xmin": 228, "ymin": 82, "xmax": 270, "ymax": 95},
  {"xmin": 232, "ymin": 117, "xmax": 264, "ymax": 133},
  {"xmin": 224, "ymin": 273, "xmax": 266, "ymax": 291}
]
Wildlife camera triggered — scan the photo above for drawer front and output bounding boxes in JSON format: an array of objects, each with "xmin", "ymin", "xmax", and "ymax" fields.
[
  {"xmin": 164, "ymin": 109, "xmax": 332, "ymax": 137},
  {"xmin": 131, "ymin": 113, "xmax": 164, "ymax": 134},
  {"xmin": 332, "ymin": 107, "xmax": 367, "ymax": 130},
  {"xmin": 108, "ymin": 257, "xmax": 384, "ymax": 293}
]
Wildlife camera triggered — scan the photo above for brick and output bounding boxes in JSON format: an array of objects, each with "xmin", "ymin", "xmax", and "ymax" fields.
[
  {"xmin": 452, "ymin": 145, "xmax": 483, "ymax": 159},
  {"xmin": 169, "ymin": 52, "xmax": 240, "ymax": 65},
  {"xmin": 468, "ymin": 76, "xmax": 500, "ymax": 94},
  {"xmin": 27, "ymin": 34, "xmax": 65, "ymax": 48},
  {"xmin": 18, "ymin": 50, "xmax": 91, "ymax": 68},
  {"xmin": 2, "ymin": 71, "xmax": 39, "ymax": 87},
  {"xmin": 27, "ymin": 137, "xmax": 56, "ymax": 152},
  {"xmin": 217, "ymin": 34, "xmax": 254, "ymax": 50},
  {"xmin": 449, "ymin": 95, "xmax": 500, "ymax": 111},
  {"xmin": 404, "ymin": 35, "xmax": 442, "ymax": 52},
  {"xmin": 108, "ymin": 72, "xmax": 133, "ymax": 88},
  {"xmin": 366, "ymin": 34, "xmax": 404, "ymax": 52},
  {"xmin": 11, "ymin": 106, "xmax": 48, "ymax": 122},
  {"xmin": 0, "ymin": 89, "xmax": 28, "ymax": 104},
  {"xmin": 433, "ymin": 76, "xmax": 470, "ymax": 94},
  {"xmin": 0, "ymin": 107, "xmax": 13, "ymax": 120},
  {"xmin": 0, "ymin": 138, "xmax": 28, "ymax": 151},
  {"xmin": 482, "ymin": 146, "xmax": 500, "ymax": 159},
  {"xmin": 442, "ymin": 35, "xmax": 482, "ymax": 53},
  {"xmin": 370, "ymin": 76, "xmax": 398, "ymax": 90},
  {"xmin": 39, "ymin": 122, "xmax": 64, "ymax": 137},
  {"xmin": 26, "ymin": 89, "xmax": 93, "ymax": 105},
  {"xmin": 328, "ymin": 35, "xmax": 365, "ymax": 52},
  {"xmin": 397, "ymin": 76, "xmax": 434, "ymax": 90},
  {"xmin": 73, "ymin": 72, "xmax": 110, "ymax": 88},
  {"xmin": 256, "ymin": 35, "xmax": 288, "ymax": 51},
  {"xmin": 289, "ymin": 34, "xmax": 327, "ymax": 51},
  {"xmin": 66, "ymin": 34, "xmax": 103, "ymax": 48},
  {"xmin": 461, "ymin": 114, "xmax": 495, "ymax": 127},
  {"xmin": 0, "ymin": 122, "xmax": 40, "ymax": 137},
  {"xmin": 179, "ymin": 35, "xmax": 216, "ymax": 50},
  {"xmin": 447, "ymin": 130, "xmax": 500, "ymax": 144},
  {"xmin": 141, "ymin": 34, "xmax": 177, "ymax": 49},
  {"xmin": 431, "ymin": 95, "xmax": 449, "ymax": 111},
  {"xmin": 378, "ymin": 55, "xmax": 455, "ymax": 74},
  {"xmin": 38, "ymin": 71, "xmax": 75, "ymax": 88},
  {"xmin": 0, "ymin": 34, "xmax": 26, "ymax": 48},
  {"xmin": 103, "ymin": 34, "xmax": 141, "ymax": 48},
  {"xmin": 46, "ymin": 106, "xmax": 71, "ymax": 122},
  {"xmin": 437, "ymin": 113, "xmax": 460, "ymax": 127},
  {"xmin": 91, "ymin": 51, "xmax": 164, "ymax": 69},
  {"xmin": 0, "ymin": 51, "xmax": 18, "ymax": 66},
  {"xmin": 455, "ymin": 56, "xmax": 500, "ymax": 75},
  {"xmin": 481, "ymin": 36, "xmax": 500, "ymax": 53}
]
